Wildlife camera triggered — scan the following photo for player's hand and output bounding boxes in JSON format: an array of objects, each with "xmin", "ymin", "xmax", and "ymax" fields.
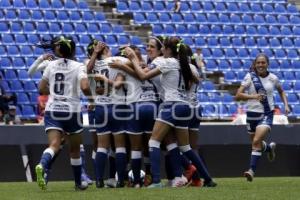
[
  {"xmin": 284, "ymin": 105, "xmax": 291, "ymax": 115},
  {"xmin": 94, "ymin": 42, "xmax": 106, "ymax": 54},
  {"xmin": 124, "ymin": 47, "xmax": 136, "ymax": 60},
  {"xmin": 253, "ymin": 94, "xmax": 265, "ymax": 102},
  {"xmin": 42, "ymin": 54, "xmax": 54, "ymax": 61}
]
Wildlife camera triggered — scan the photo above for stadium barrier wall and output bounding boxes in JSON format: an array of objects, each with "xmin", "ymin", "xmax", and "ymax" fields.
[{"xmin": 0, "ymin": 125, "xmax": 300, "ymax": 181}]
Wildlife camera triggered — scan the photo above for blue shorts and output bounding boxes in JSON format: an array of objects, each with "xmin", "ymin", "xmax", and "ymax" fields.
[
  {"xmin": 95, "ymin": 104, "xmax": 113, "ymax": 135},
  {"xmin": 110, "ymin": 104, "xmax": 129, "ymax": 134},
  {"xmin": 126, "ymin": 101, "xmax": 159, "ymax": 134},
  {"xmin": 44, "ymin": 111, "xmax": 83, "ymax": 134},
  {"xmin": 156, "ymin": 101, "xmax": 192, "ymax": 129},
  {"xmin": 88, "ymin": 109, "xmax": 96, "ymax": 133},
  {"xmin": 246, "ymin": 111, "xmax": 274, "ymax": 134},
  {"xmin": 188, "ymin": 106, "xmax": 202, "ymax": 131}
]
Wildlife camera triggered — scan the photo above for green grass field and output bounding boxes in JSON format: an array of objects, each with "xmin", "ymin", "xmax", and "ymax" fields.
[{"xmin": 0, "ymin": 177, "xmax": 299, "ymax": 200}]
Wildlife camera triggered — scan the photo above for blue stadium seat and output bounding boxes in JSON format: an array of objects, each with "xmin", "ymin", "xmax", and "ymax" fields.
[
  {"xmin": 183, "ymin": 13, "xmax": 195, "ymax": 23},
  {"xmin": 208, "ymin": 92, "xmax": 222, "ymax": 102},
  {"xmin": 280, "ymin": 60, "xmax": 291, "ymax": 70},
  {"xmin": 262, "ymin": 4, "xmax": 274, "ymax": 13},
  {"xmin": 237, "ymin": 49, "xmax": 249, "ymax": 58},
  {"xmin": 227, "ymin": 2, "xmax": 238, "ymax": 12},
  {"xmin": 32, "ymin": 10, "xmax": 43, "ymax": 22},
  {"xmin": 118, "ymin": 35, "xmax": 129, "ymax": 45},
  {"xmin": 269, "ymin": 59, "xmax": 280, "ymax": 71},
  {"xmin": 87, "ymin": 23, "xmax": 99, "ymax": 34},
  {"xmin": 62, "ymin": 23, "xmax": 74, "ymax": 34},
  {"xmin": 153, "ymin": 1, "xmax": 165, "ymax": 11},
  {"xmin": 250, "ymin": 3, "xmax": 262, "ymax": 13},
  {"xmin": 18, "ymin": 10, "xmax": 30, "ymax": 21},
  {"xmin": 269, "ymin": 26, "xmax": 281, "ymax": 36},
  {"xmin": 17, "ymin": 69, "xmax": 30, "ymax": 80},
  {"xmin": 218, "ymin": 59, "xmax": 230, "ymax": 70},
  {"xmin": 11, "ymin": 22, "xmax": 22, "ymax": 33},
  {"xmin": 293, "ymin": 27, "xmax": 300, "ymax": 36},
  {"xmin": 212, "ymin": 49, "xmax": 224, "ymax": 58},
  {"xmin": 281, "ymin": 27, "xmax": 292, "ymax": 36},
  {"xmin": 57, "ymin": 10, "xmax": 69, "ymax": 22},
  {"xmin": 195, "ymin": 37, "xmax": 206, "ymax": 47},
  {"xmin": 0, "ymin": 80, "xmax": 10, "ymax": 92},
  {"xmin": 0, "ymin": 46, "xmax": 7, "ymax": 56},
  {"xmin": 231, "ymin": 60, "xmax": 243, "ymax": 70},
  {"xmin": 290, "ymin": 16, "xmax": 300, "ymax": 25},
  {"xmin": 44, "ymin": 10, "xmax": 56, "ymax": 22},
  {"xmin": 171, "ymin": 13, "xmax": 183, "ymax": 23},
  {"xmin": 130, "ymin": 36, "xmax": 142, "ymax": 46},
  {"xmin": 82, "ymin": 11, "xmax": 94, "ymax": 22},
  {"xmin": 39, "ymin": 0, "xmax": 51, "ymax": 10},
  {"xmin": 283, "ymin": 71, "xmax": 295, "ymax": 80},
  {"xmin": 113, "ymin": 25, "xmax": 124, "ymax": 34},
  {"xmin": 202, "ymin": 105, "xmax": 217, "ymax": 118},
  {"xmin": 202, "ymin": 2, "xmax": 214, "ymax": 12},
  {"xmin": 142, "ymin": 2, "xmax": 153, "ymax": 12},
  {"xmin": 219, "ymin": 14, "xmax": 229, "ymax": 24},
  {"xmin": 278, "ymin": 15, "xmax": 289, "ymax": 24},
  {"xmin": 152, "ymin": 24, "xmax": 163, "ymax": 34},
  {"xmin": 13, "ymin": 57, "xmax": 26, "ymax": 69},
  {"xmin": 26, "ymin": 0, "xmax": 38, "ymax": 9},
  {"xmin": 7, "ymin": 46, "xmax": 20, "ymax": 56},
  {"xmin": 219, "ymin": 104, "xmax": 230, "ymax": 117},
  {"xmin": 146, "ymin": 13, "xmax": 158, "ymax": 23},
  {"xmin": 211, "ymin": 25, "xmax": 221, "ymax": 34},
  {"xmin": 36, "ymin": 22, "xmax": 49, "ymax": 33},
  {"xmin": 29, "ymin": 92, "xmax": 39, "ymax": 104},
  {"xmin": 205, "ymin": 59, "xmax": 217, "ymax": 71},
  {"xmin": 104, "ymin": 35, "xmax": 117, "ymax": 46},
  {"xmin": 64, "ymin": 0, "xmax": 76, "ymax": 10},
  {"xmin": 95, "ymin": 12, "xmax": 106, "ymax": 22},
  {"xmin": 287, "ymin": 4, "xmax": 298, "ymax": 13},
  {"xmin": 265, "ymin": 15, "xmax": 277, "ymax": 24},
  {"xmin": 234, "ymin": 25, "xmax": 245, "ymax": 35},
  {"xmin": 180, "ymin": 2, "xmax": 190, "ymax": 12},
  {"xmin": 31, "ymin": 71, "xmax": 42, "ymax": 81},
  {"xmin": 21, "ymin": 105, "xmax": 36, "ymax": 119},
  {"xmin": 27, "ymin": 34, "xmax": 40, "ymax": 44},
  {"xmin": 242, "ymin": 14, "xmax": 253, "ymax": 24},
  {"xmin": 198, "ymin": 92, "xmax": 209, "ymax": 103},
  {"xmin": 20, "ymin": 46, "xmax": 33, "ymax": 56},
  {"xmin": 245, "ymin": 37, "xmax": 256, "ymax": 47},
  {"xmin": 257, "ymin": 38, "xmax": 268, "ymax": 47},
  {"xmin": 52, "ymin": 0, "xmax": 64, "ymax": 10},
  {"xmin": 293, "ymin": 105, "xmax": 300, "ymax": 117},
  {"xmin": 0, "ymin": 0, "xmax": 12, "ymax": 8},
  {"xmin": 230, "ymin": 14, "xmax": 241, "ymax": 24},
  {"xmin": 249, "ymin": 49, "xmax": 261, "ymax": 58},
  {"xmin": 246, "ymin": 26, "xmax": 257, "ymax": 35},
  {"xmin": 215, "ymin": 2, "xmax": 226, "ymax": 13},
  {"xmin": 232, "ymin": 37, "xmax": 243, "ymax": 47},
  {"xmin": 10, "ymin": 80, "xmax": 23, "ymax": 92},
  {"xmin": 195, "ymin": 13, "xmax": 206, "ymax": 24},
  {"xmin": 224, "ymin": 71, "xmax": 236, "ymax": 82},
  {"xmin": 134, "ymin": 13, "xmax": 146, "ymax": 24},
  {"xmin": 75, "ymin": 24, "xmax": 87, "ymax": 34},
  {"xmin": 237, "ymin": 71, "xmax": 246, "ymax": 81},
  {"xmin": 228, "ymin": 104, "xmax": 237, "ymax": 116},
  {"xmin": 223, "ymin": 93, "xmax": 234, "ymax": 103},
  {"xmin": 0, "ymin": 57, "xmax": 12, "ymax": 69},
  {"xmin": 220, "ymin": 37, "xmax": 230, "ymax": 47},
  {"xmin": 77, "ymin": 1, "xmax": 89, "ymax": 10},
  {"xmin": 15, "ymin": 34, "xmax": 27, "ymax": 45},
  {"xmin": 294, "ymin": 81, "xmax": 300, "ymax": 93},
  {"xmin": 159, "ymin": 13, "xmax": 170, "ymax": 23},
  {"xmin": 129, "ymin": 1, "xmax": 141, "ymax": 11},
  {"xmin": 17, "ymin": 93, "xmax": 30, "ymax": 104},
  {"xmin": 202, "ymin": 81, "xmax": 215, "ymax": 91},
  {"xmin": 291, "ymin": 60, "xmax": 300, "ymax": 70},
  {"xmin": 254, "ymin": 15, "xmax": 265, "ymax": 24},
  {"xmin": 281, "ymin": 82, "xmax": 292, "ymax": 92},
  {"xmin": 207, "ymin": 14, "xmax": 218, "ymax": 24},
  {"xmin": 257, "ymin": 26, "xmax": 269, "ymax": 35},
  {"xmin": 117, "ymin": 1, "xmax": 128, "ymax": 12},
  {"xmin": 274, "ymin": 4, "xmax": 286, "ymax": 13},
  {"xmin": 274, "ymin": 49, "xmax": 286, "ymax": 58},
  {"xmin": 4, "ymin": 69, "xmax": 17, "ymax": 80},
  {"xmin": 239, "ymin": 3, "xmax": 250, "ymax": 13},
  {"xmin": 49, "ymin": 22, "xmax": 61, "ymax": 34},
  {"xmin": 190, "ymin": 2, "xmax": 201, "ymax": 12},
  {"xmin": 269, "ymin": 38, "xmax": 280, "ymax": 48},
  {"xmin": 287, "ymin": 93, "xmax": 298, "ymax": 104},
  {"xmin": 5, "ymin": 9, "xmax": 17, "ymax": 21},
  {"xmin": 223, "ymin": 25, "xmax": 234, "ymax": 35},
  {"xmin": 24, "ymin": 81, "xmax": 37, "ymax": 92},
  {"xmin": 164, "ymin": 24, "xmax": 175, "ymax": 35},
  {"xmin": 25, "ymin": 57, "xmax": 36, "ymax": 67},
  {"xmin": 2, "ymin": 34, "xmax": 14, "ymax": 44},
  {"xmin": 70, "ymin": 11, "xmax": 81, "ymax": 22},
  {"xmin": 208, "ymin": 37, "xmax": 218, "ymax": 47},
  {"xmin": 176, "ymin": 24, "xmax": 187, "ymax": 35},
  {"xmin": 224, "ymin": 49, "xmax": 236, "ymax": 58},
  {"xmin": 287, "ymin": 49, "xmax": 298, "ymax": 59},
  {"xmin": 101, "ymin": 23, "xmax": 112, "ymax": 34}
]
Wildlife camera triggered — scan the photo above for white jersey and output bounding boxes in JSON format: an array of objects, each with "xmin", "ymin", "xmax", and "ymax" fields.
[
  {"xmin": 241, "ymin": 72, "xmax": 281, "ymax": 113},
  {"xmin": 42, "ymin": 58, "xmax": 87, "ymax": 113},
  {"xmin": 28, "ymin": 55, "xmax": 50, "ymax": 76},
  {"xmin": 90, "ymin": 59, "xmax": 113, "ymax": 104},
  {"xmin": 149, "ymin": 56, "xmax": 164, "ymax": 101},
  {"xmin": 157, "ymin": 57, "xmax": 189, "ymax": 102},
  {"xmin": 105, "ymin": 56, "xmax": 127, "ymax": 105},
  {"xmin": 84, "ymin": 59, "xmax": 97, "ymax": 98},
  {"xmin": 188, "ymin": 64, "xmax": 200, "ymax": 107}
]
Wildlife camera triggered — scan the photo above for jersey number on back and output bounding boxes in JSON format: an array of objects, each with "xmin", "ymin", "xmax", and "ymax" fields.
[{"xmin": 54, "ymin": 73, "xmax": 65, "ymax": 95}]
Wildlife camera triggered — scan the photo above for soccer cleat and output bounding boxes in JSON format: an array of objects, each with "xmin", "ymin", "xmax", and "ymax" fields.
[
  {"xmin": 105, "ymin": 178, "xmax": 117, "ymax": 188},
  {"xmin": 203, "ymin": 180, "xmax": 217, "ymax": 187},
  {"xmin": 147, "ymin": 182, "xmax": 163, "ymax": 188},
  {"xmin": 244, "ymin": 169, "xmax": 254, "ymax": 182},
  {"xmin": 96, "ymin": 179, "xmax": 104, "ymax": 188},
  {"xmin": 184, "ymin": 164, "xmax": 197, "ymax": 182},
  {"xmin": 171, "ymin": 176, "xmax": 188, "ymax": 187},
  {"xmin": 81, "ymin": 173, "xmax": 93, "ymax": 185},
  {"xmin": 190, "ymin": 178, "xmax": 203, "ymax": 187},
  {"xmin": 143, "ymin": 174, "xmax": 152, "ymax": 187},
  {"xmin": 267, "ymin": 142, "xmax": 276, "ymax": 162},
  {"xmin": 44, "ymin": 168, "xmax": 50, "ymax": 185},
  {"xmin": 75, "ymin": 182, "xmax": 88, "ymax": 191},
  {"xmin": 35, "ymin": 164, "xmax": 46, "ymax": 190}
]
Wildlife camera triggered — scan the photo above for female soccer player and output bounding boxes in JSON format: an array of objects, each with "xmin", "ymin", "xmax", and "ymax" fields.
[
  {"xmin": 35, "ymin": 36, "xmax": 94, "ymax": 190},
  {"xmin": 235, "ymin": 54, "xmax": 290, "ymax": 181}
]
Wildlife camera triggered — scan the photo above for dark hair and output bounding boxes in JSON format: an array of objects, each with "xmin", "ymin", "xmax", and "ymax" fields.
[
  {"xmin": 52, "ymin": 36, "xmax": 76, "ymax": 58},
  {"xmin": 185, "ymin": 45, "xmax": 198, "ymax": 68},
  {"xmin": 149, "ymin": 36, "xmax": 166, "ymax": 52},
  {"xmin": 164, "ymin": 36, "xmax": 194, "ymax": 90}
]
